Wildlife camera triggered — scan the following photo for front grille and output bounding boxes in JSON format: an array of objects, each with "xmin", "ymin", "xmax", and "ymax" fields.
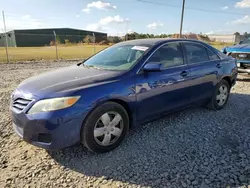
[
  {"xmin": 12, "ymin": 98, "xmax": 32, "ymax": 112},
  {"xmin": 230, "ymin": 53, "xmax": 250, "ymax": 60}
]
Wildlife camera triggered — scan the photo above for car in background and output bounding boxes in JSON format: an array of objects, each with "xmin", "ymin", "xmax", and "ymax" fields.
[
  {"xmin": 222, "ymin": 38, "xmax": 250, "ymax": 74},
  {"xmin": 10, "ymin": 39, "xmax": 238, "ymax": 153}
]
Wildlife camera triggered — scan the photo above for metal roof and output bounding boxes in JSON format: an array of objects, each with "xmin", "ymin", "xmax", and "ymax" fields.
[{"xmin": 5, "ymin": 28, "xmax": 107, "ymax": 35}]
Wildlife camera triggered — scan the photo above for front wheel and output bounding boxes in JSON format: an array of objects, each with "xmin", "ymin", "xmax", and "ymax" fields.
[
  {"xmin": 81, "ymin": 102, "xmax": 129, "ymax": 153},
  {"xmin": 207, "ymin": 79, "xmax": 230, "ymax": 110}
]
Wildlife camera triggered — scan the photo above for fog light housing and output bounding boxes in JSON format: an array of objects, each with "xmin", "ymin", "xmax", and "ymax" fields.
[{"xmin": 37, "ymin": 133, "xmax": 52, "ymax": 144}]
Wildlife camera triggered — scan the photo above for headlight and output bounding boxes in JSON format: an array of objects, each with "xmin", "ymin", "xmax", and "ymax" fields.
[{"xmin": 28, "ymin": 96, "xmax": 80, "ymax": 114}]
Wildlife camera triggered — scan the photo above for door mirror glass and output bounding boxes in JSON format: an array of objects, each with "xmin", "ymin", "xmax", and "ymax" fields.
[{"xmin": 143, "ymin": 62, "xmax": 162, "ymax": 72}]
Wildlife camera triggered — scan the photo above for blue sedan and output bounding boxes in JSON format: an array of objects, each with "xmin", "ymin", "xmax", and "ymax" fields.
[{"xmin": 10, "ymin": 39, "xmax": 238, "ymax": 153}]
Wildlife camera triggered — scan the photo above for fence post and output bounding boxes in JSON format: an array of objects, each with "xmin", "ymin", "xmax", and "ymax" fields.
[
  {"xmin": 92, "ymin": 33, "xmax": 96, "ymax": 54},
  {"xmin": 2, "ymin": 11, "xmax": 9, "ymax": 63},
  {"xmin": 53, "ymin": 30, "xmax": 59, "ymax": 60}
]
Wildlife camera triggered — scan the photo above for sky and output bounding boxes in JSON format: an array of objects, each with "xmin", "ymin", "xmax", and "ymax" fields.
[{"xmin": 0, "ymin": 0, "xmax": 250, "ymax": 36}]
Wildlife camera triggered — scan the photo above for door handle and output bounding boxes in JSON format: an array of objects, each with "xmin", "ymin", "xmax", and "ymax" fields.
[
  {"xmin": 216, "ymin": 63, "xmax": 222, "ymax": 68},
  {"xmin": 180, "ymin": 71, "xmax": 189, "ymax": 77}
]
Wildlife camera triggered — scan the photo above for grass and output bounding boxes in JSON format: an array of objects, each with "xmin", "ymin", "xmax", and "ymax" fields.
[
  {"xmin": 0, "ymin": 45, "xmax": 109, "ymax": 63},
  {"xmin": 208, "ymin": 41, "xmax": 233, "ymax": 50},
  {"xmin": 0, "ymin": 42, "xmax": 233, "ymax": 63}
]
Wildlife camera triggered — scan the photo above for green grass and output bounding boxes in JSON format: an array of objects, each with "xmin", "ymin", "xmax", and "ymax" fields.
[
  {"xmin": 0, "ymin": 45, "xmax": 109, "ymax": 63},
  {"xmin": 0, "ymin": 42, "xmax": 233, "ymax": 63},
  {"xmin": 208, "ymin": 41, "xmax": 233, "ymax": 50}
]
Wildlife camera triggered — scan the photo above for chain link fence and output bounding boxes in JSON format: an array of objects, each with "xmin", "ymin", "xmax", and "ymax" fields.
[
  {"xmin": 0, "ymin": 30, "xmax": 239, "ymax": 63},
  {"xmin": 0, "ymin": 30, "xmax": 109, "ymax": 63}
]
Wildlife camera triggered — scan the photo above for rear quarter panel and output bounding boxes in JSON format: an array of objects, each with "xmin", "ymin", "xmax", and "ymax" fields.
[{"xmin": 219, "ymin": 57, "xmax": 237, "ymax": 84}]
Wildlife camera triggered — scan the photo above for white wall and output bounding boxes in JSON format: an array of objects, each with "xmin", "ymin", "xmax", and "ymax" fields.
[{"xmin": 207, "ymin": 35, "xmax": 236, "ymax": 43}]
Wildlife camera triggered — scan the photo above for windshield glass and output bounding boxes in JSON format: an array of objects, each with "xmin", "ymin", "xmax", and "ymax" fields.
[
  {"xmin": 241, "ymin": 38, "xmax": 250, "ymax": 45},
  {"xmin": 83, "ymin": 45, "xmax": 149, "ymax": 71}
]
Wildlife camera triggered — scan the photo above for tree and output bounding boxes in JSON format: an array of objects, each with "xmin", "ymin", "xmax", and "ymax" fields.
[
  {"xmin": 56, "ymin": 36, "xmax": 61, "ymax": 44},
  {"xmin": 64, "ymin": 39, "xmax": 71, "ymax": 45},
  {"xmin": 83, "ymin": 35, "xmax": 93, "ymax": 44},
  {"xmin": 234, "ymin": 32, "xmax": 240, "ymax": 36},
  {"xmin": 107, "ymin": 36, "xmax": 122, "ymax": 43},
  {"xmin": 125, "ymin": 32, "xmax": 141, "ymax": 40},
  {"xmin": 99, "ymin": 40, "xmax": 109, "ymax": 45},
  {"xmin": 243, "ymin": 32, "xmax": 249, "ymax": 39}
]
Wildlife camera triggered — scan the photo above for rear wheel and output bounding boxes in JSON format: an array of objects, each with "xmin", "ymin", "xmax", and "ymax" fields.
[
  {"xmin": 81, "ymin": 102, "xmax": 129, "ymax": 153},
  {"xmin": 207, "ymin": 79, "xmax": 230, "ymax": 110}
]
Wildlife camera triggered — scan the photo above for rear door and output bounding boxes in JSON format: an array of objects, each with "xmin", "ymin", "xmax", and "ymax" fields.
[{"xmin": 182, "ymin": 42, "xmax": 221, "ymax": 102}]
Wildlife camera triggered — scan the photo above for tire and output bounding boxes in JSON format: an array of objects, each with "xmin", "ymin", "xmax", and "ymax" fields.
[
  {"xmin": 207, "ymin": 79, "xmax": 231, "ymax": 110},
  {"xmin": 81, "ymin": 102, "xmax": 129, "ymax": 153}
]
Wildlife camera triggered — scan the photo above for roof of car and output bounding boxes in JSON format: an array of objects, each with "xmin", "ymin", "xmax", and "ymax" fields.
[{"xmin": 116, "ymin": 38, "xmax": 205, "ymax": 47}]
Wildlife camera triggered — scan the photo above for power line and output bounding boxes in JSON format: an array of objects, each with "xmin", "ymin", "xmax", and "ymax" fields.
[
  {"xmin": 225, "ymin": 0, "xmax": 240, "ymax": 2},
  {"xmin": 153, "ymin": 0, "xmax": 240, "ymax": 4},
  {"xmin": 137, "ymin": 0, "xmax": 247, "ymax": 16}
]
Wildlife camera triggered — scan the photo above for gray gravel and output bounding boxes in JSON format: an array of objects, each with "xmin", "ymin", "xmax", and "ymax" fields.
[{"xmin": 1, "ymin": 61, "xmax": 250, "ymax": 188}]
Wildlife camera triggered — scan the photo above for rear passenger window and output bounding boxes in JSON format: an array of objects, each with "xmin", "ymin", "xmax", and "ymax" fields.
[
  {"xmin": 184, "ymin": 43, "xmax": 209, "ymax": 64},
  {"xmin": 148, "ymin": 42, "xmax": 184, "ymax": 68},
  {"xmin": 207, "ymin": 49, "xmax": 220, "ymax": 60}
]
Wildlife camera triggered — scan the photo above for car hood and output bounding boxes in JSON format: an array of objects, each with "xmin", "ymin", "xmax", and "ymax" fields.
[
  {"xmin": 18, "ymin": 65, "xmax": 121, "ymax": 97},
  {"xmin": 225, "ymin": 44, "xmax": 250, "ymax": 53}
]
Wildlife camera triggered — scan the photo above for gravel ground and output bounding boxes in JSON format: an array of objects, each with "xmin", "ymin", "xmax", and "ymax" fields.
[{"xmin": 1, "ymin": 61, "xmax": 250, "ymax": 188}]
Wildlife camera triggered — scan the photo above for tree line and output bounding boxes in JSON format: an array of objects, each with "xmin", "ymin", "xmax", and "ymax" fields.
[{"xmin": 78, "ymin": 31, "xmax": 250, "ymax": 45}]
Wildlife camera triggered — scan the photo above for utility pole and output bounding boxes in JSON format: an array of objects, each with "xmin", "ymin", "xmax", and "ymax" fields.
[
  {"xmin": 2, "ymin": 11, "xmax": 9, "ymax": 63},
  {"xmin": 53, "ymin": 30, "xmax": 59, "ymax": 60},
  {"xmin": 179, "ymin": 0, "xmax": 186, "ymax": 38}
]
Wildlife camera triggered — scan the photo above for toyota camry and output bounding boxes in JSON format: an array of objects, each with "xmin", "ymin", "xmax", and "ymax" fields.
[{"xmin": 10, "ymin": 39, "xmax": 238, "ymax": 153}]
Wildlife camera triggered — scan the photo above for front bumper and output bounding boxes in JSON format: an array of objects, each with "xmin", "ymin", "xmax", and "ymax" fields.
[
  {"xmin": 238, "ymin": 68, "xmax": 250, "ymax": 73},
  {"xmin": 237, "ymin": 61, "xmax": 250, "ymax": 73},
  {"xmin": 236, "ymin": 60, "xmax": 250, "ymax": 64},
  {"xmin": 10, "ymin": 107, "xmax": 85, "ymax": 150}
]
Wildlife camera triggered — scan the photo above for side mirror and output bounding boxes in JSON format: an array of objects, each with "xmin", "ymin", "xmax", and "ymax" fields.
[
  {"xmin": 239, "ymin": 40, "xmax": 243, "ymax": 45},
  {"xmin": 143, "ymin": 62, "xmax": 162, "ymax": 72}
]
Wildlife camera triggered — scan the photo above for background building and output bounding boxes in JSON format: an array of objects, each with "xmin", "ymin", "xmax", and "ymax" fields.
[
  {"xmin": 206, "ymin": 33, "xmax": 244, "ymax": 43},
  {"xmin": 0, "ymin": 28, "xmax": 107, "ymax": 47}
]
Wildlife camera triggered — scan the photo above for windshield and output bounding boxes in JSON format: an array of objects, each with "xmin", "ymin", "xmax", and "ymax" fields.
[
  {"xmin": 83, "ymin": 45, "xmax": 149, "ymax": 71},
  {"xmin": 241, "ymin": 38, "xmax": 250, "ymax": 45}
]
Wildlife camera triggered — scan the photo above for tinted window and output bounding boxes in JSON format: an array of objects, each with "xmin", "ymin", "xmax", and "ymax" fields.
[
  {"xmin": 148, "ymin": 42, "xmax": 184, "ymax": 68},
  {"xmin": 207, "ymin": 49, "xmax": 220, "ymax": 60},
  {"xmin": 184, "ymin": 43, "xmax": 209, "ymax": 64}
]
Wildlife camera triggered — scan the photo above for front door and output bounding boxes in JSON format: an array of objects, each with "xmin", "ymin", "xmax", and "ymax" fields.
[{"xmin": 135, "ymin": 42, "xmax": 192, "ymax": 122}]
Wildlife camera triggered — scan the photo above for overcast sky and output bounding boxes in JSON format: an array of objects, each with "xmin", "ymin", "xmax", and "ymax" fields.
[{"xmin": 0, "ymin": 0, "xmax": 250, "ymax": 36}]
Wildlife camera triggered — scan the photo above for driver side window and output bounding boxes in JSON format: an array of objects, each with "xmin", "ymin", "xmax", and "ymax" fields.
[{"xmin": 148, "ymin": 42, "xmax": 184, "ymax": 68}]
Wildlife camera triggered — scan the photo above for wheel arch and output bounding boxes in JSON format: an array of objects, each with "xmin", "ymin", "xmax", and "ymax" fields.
[
  {"xmin": 82, "ymin": 97, "xmax": 135, "ymax": 131},
  {"xmin": 221, "ymin": 76, "xmax": 232, "ymax": 88},
  {"xmin": 108, "ymin": 99, "xmax": 133, "ymax": 128}
]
